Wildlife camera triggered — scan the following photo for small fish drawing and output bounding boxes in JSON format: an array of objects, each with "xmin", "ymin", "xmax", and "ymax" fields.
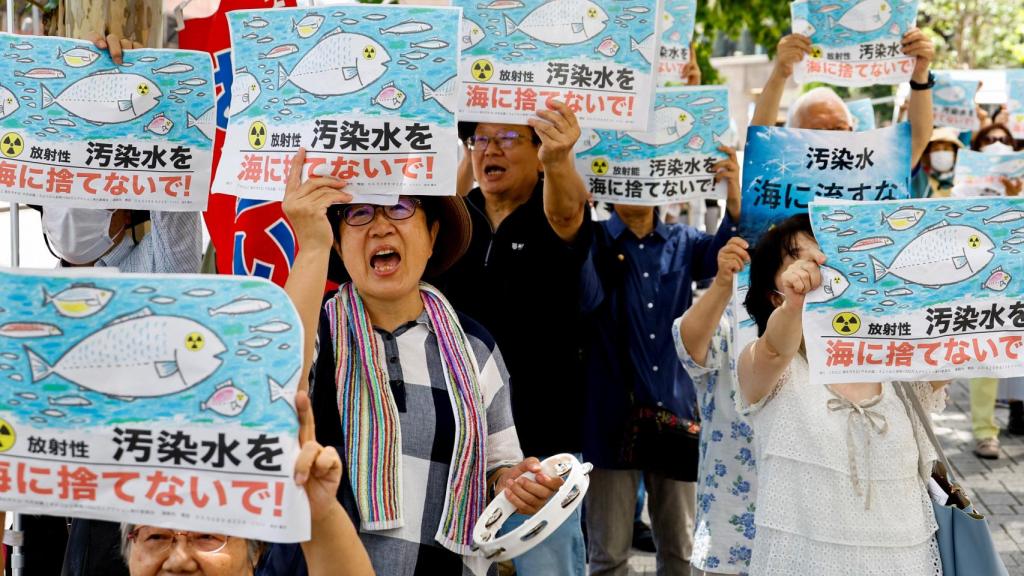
[
  {"xmin": 341, "ymin": 19, "xmax": 359, "ymax": 25},
  {"xmin": 624, "ymin": 6, "xmax": 650, "ymax": 13},
  {"xmin": 513, "ymin": 42, "xmax": 538, "ymax": 50},
  {"xmin": 133, "ymin": 286, "xmax": 156, "ymax": 294},
  {"xmin": 247, "ymin": 355, "xmax": 262, "ymax": 362},
  {"xmin": 17, "ymin": 392, "xmax": 37, "ymax": 400},
  {"xmin": 9, "ymin": 42, "xmax": 33, "ymax": 50},
  {"xmin": 0, "ymin": 322, "xmax": 62, "ymax": 338},
  {"xmin": 144, "ymin": 113, "xmax": 174, "ymax": 135},
  {"xmin": 595, "ymin": 37, "xmax": 619, "ymax": 57},
  {"xmin": 244, "ymin": 16, "xmax": 270, "ymax": 28},
  {"xmin": 821, "ymin": 225, "xmax": 840, "ymax": 233},
  {"xmin": 257, "ymin": 37, "xmax": 274, "ymax": 44},
  {"xmin": 279, "ymin": 109, "xmax": 292, "ymax": 116},
  {"xmin": 284, "ymin": 97, "xmax": 307, "ymax": 106},
  {"xmin": 880, "ymin": 206, "xmax": 925, "ymax": 231},
  {"xmin": 838, "ymin": 236, "xmax": 893, "ymax": 252},
  {"xmin": 171, "ymin": 88, "xmax": 192, "ymax": 95},
  {"xmin": 422, "ymin": 76, "xmax": 457, "ymax": 114},
  {"xmin": 209, "ymin": 297, "xmax": 271, "ymax": 316},
  {"xmin": 152, "ymin": 62, "xmax": 194, "ymax": 74},
  {"xmin": 966, "ymin": 206, "xmax": 989, "ymax": 213},
  {"xmin": 371, "ymin": 81, "xmax": 406, "ymax": 110},
  {"xmin": 934, "ymin": 84, "xmax": 966, "ymax": 102},
  {"xmin": 240, "ymin": 336, "xmax": 272, "ymax": 348},
  {"xmin": 380, "ymin": 20, "xmax": 433, "ymax": 35},
  {"xmin": 250, "ymin": 320, "xmax": 292, "ymax": 334},
  {"xmin": 411, "ymin": 39, "xmax": 450, "ymax": 50},
  {"xmin": 43, "ymin": 284, "xmax": 113, "ymax": 318},
  {"xmin": 884, "ymin": 288, "xmax": 913, "ymax": 296},
  {"xmin": 41, "ymin": 409, "xmax": 65, "ymax": 418},
  {"xmin": 179, "ymin": 78, "xmax": 207, "ymax": 87},
  {"xmin": 57, "ymin": 46, "xmax": 100, "ymax": 68},
  {"xmin": 42, "ymin": 127, "xmax": 57, "ymax": 133},
  {"xmin": 1005, "ymin": 237, "xmax": 1024, "ymax": 246},
  {"xmin": 201, "ymin": 381, "xmax": 250, "ymax": 417},
  {"xmin": 9, "ymin": 374, "xmax": 23, "ymax": 382},
  {"xmin": 863, "ymin": 290, "xmax": 879, "ymax": 296},
  {"xmin": 242, "ymin": 32, "xmax": 259, "ymax": 40},
  {"xmin": 690, "ymin": 97, "xmax": 715, "ymax": 106},
  {"xmin": 401, "ymin": 51, "xmax": 428, "ymax": 60},
  {"xmin": 881, "ymin": 300, "xmax": 897, "ymax": 306},
  {"xmin": 236, "ymin": 349, "xmax": 250, "ymax": 356},
  {"xmin": 478, "ymin": 0, "xmax": 524, "ymax": 8},
  {"xmin": 983, "ymin": 210, "xmax": 1024, "ymax": 224},
  {"xmin": 260, "ymin": 44, "xmax": 299, "ymax": 60},
  {"xmin": 14, "ymin": 68, "xmax": 65, "ymax": 79},
  {"xmin": 947, "ymin": 212, "xmax": 962, "ymax": 218},
  {"xmin": 406, "ymin": 65, "xmax": 418, "ymax": 71},
  {"xmin": 364, "ymin": 14, "xmax": 387, "ymax": 21},
  {"xmin": 822, "ymin": 210, "xmax": 853, "ymax": 222},
  {"xmin": 269, "ymin": 374, "xmax": 297, "ymax": 413},
  {"xmin": 279, "ymin": 344, "xmax": 291, "ymax": 350},
  {"xmin": 292, "ymin": 13, "xmax": 325, "ymax": 39},
  {"xmin": 16, "ymin": 57, "xmax": 33, "ymax": 63},
  {"xmin": 837, "ymin": 229, "xmax": 858, "ymax": 237},
  {"xmin": 49, "ymin": 395, "xmax": 92, "ymax": 407},
  {"xmin": 150, "ymin": 296, "xmax": 176, "ymax": 305},
  {"xmin": 852, "ymin": 262, "xmax": 867, "ymax": 268},
  {"xmin": 982, "ymin": 267, "xmax": 1011, "ymax": 291},
  {"xmin": 1, "ymin": 353, "xmax": 19, "ymax": 360}
]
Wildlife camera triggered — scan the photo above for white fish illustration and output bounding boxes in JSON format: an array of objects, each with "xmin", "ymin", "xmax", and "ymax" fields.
[
  {"xmin": 43, "ymin": 127, "xmax": 58, "ymax": 133},
  {"xmin": 260, "ymin": 44, "xmax": 300, "ymax": 60},
  {"xmin": 371, "ymin": 81, "xmax": 406, "ymax": 110},
  {"xmin": 575, "ymin": 128, "xmax": 602, "ymax": 154},
  {"xmin": 209, "ymin": 297, "xmax": 271, "ymax": 316},
  {"xmin": 41, "ymin": 409, "xmax": 65, "ymax": 418},
  {"xmin": 144, "ymin": 112, "xmax": 174, "ymax": 135},
  {"xmin": 839, "ymin": 236, "xmax": 893, "ymax": 252},
  {"xmin": 364, "ymin": 14, "xmax": 387, "ymax": 21},
  {"xmin": 1006, "ymin": 237, "xmax": 1024, "ymax": 246},
  {"xmin": 0, "ymin": 322, "xmax": 62, "ymax": 338},
  {"xmin": 284, "ymin": 97, "xmax": 307, "ymax": 106},
  {"xmin": 240, "ymin": 336, "xmax": 271, "ymax": 348},
  {"xmin": 16, "ymin": 392, "xmax": 36, "ymax": 399},
  {"xmin": 152, "ymin": 62, "xmax": 194, "ymax": 74},
  {"xmin": 411, "ymin": 39, "xmax": 449, "ymax": 50},
  {"xmin": 881, "ymin": 206, "xmax": 925, "ymax": 231},
  {"xmin": 629, "ymin": 33, "xmax": 656, "ymax": 64},
  {"xmin": 884, "ymin": 288, "xmax": 914, "ymax": 296},
  {"xmin": 250, "ymin": 320, "xmax": 292, "ymax": 334},
  {"xmin": 10, "ymin": 42, "xmax": 32, "ymax": 50},
  {"xmin": 185, "ymin": 288, "xmax": 215, "ymax": 297},
  {"xmin": 983, "ymin": 210, "xmax": 1024, "ymax": 224},
  {"xmin": 236, "ymin": 349, "xmax": 250, "ymax": 356},
  {"xmin": 504, "ymin": 0, "xmax": 609, "ymax": 45},
  {"xmin": 341, "ymin": 19, "xmax": 359, "ymax": 25},
  {"xmin": 805, "ymin": 265, "xmax": 850, "ymax": 303},
  {"xmin": 277, "ymin": 28, "xmax": 390, "ymax": 96},
  {"xmin": 230, "ymin": 69, "xmax": 261, "ymax": 115},
  {"xmin": 462, "ymin": 18, "xmax": 487, "ymax": 49},
  {"xmin": 822, "ymin": 210, "xmax": 853, "ymax": 222},
  {"xmin": 49, "ymin": 395, "xmax": 92, "ymax": 407},
  {"xmin": 41, "ymin": 70, "xmax": 161, "ymax": 124},
  {"xmin": 402, "ymin": 51, "xmax": 428, "ymax": 60},
  {"xmin": 880, "ymin": 300, "xmax": 897, "ymax": 306},
  {"xmin": 179, "ymin": 78, "xmax": 207, "ymax": 86},
  {"xmin": 514, "ymin": 42, "xmax": 538, "ymax": 50},
  {"xmin": 244, "ymin": 16, "xmax": 270, "ymax": 28},
  {"xmin": 268, "ymin": 373, "xmax": 298, "ymax": 413},
  {"xmin": 1, "ymin": 353, "xmax": 17, "ymax": 360},
  {"xmin": 57, "ymin": 46, "xmax": 100, "ymax": 68},
  {"xmin": 791, "ymin": 17, "xmax": 816, "ymax": 36},
  {"xmin": 625, "ymin": 6, "xmax": 650, "ymax": 13},
  {"xmin": 0, "ymin": 85, "xmax": 19, "ymax": 120},
  {"xmin": 133, "ymin": 286, "xmax": 156, "ymax": 294},
  {"xmin": 187, "ymin": 105, "xmax": 216, "ymax": 140},
  {"xmin": 150, "ymin": 296, "xmax": 176, "ymax": 305},
  {"xmin": 478, "ymin": 0, "xmax": 524, "ymax": 8},
  {"xmin": 16, "ymin": 68, "xmax": 65, "ymax": 79},
  {"xmin": 624, "ymin": 106, "xmax": 694, "ymax": 146},
  {"xmin": 829, "ymin": 0, "xmax": 892, "ymax": 33},
  {"xmin": 821, "ymin": 225, "xmax": 840, "ymax": 233},
  {"xmin": 870, "ymin": 221, "xmax": 994, "ymax": 287},
  {"xmin": 242, "ymin": 33, "xmax": 259, "ymax": 40},
  {"xmin": 43, "ymin": 284, "xmax": 113, "ymax": 318},
  {"xmin": 982, "ymin": 266, "xmax": 1011, "ymax": 291},
  {"xmin": 292, "ymin": 13, "xmax": 325, "ymax": 38},
  {"xmin": 947, "ymin": 212, "xmax": 962, "ymax": 218},
  {"xmin": 26, "ymin": 308, "xmax": 226, "ymax": 399},
  {"xmin": 689, "ymin": 97, "xmax": 715, "ymax": 107},
  {"xmin": 171, "ymin": 88, "xmax": 192, "ymax": 95},
  {"xmin": 201, "ymin": 380, "xmax": 250, "ymax": 417},
  {"xmin": 380, "ymin": 20, "xmax": 433, "ymax": 35},
  {"xmin": 934, "ymin": 84, "xmax": 966, "ymax": 102},
  {"xmin": 421, "ymin": 76, "xmax": 457, "ymax": 114}
]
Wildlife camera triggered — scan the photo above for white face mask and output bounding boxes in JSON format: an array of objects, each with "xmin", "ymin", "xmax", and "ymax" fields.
[
  {"xmin": 929, "ymin": 150, "xmax": 955, "ymax": 173},
  {"xmin": 981, "ymin": 141, "xmax": 1014, "ymax": 155},
  {"xmin": 41, "ymin": 207, "xmax": 120, "ymax": 265}
]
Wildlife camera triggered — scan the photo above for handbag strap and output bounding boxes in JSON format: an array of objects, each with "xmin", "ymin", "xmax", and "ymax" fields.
[{"xmin": 895, "ymin": 382, "xmax": 953, "ymax": 478}]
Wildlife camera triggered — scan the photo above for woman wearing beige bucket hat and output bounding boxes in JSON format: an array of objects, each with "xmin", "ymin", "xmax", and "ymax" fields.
[
  {"xmin": 912, "ymin": 126, "xmax": 964, "ymax": 198},
  {"xmin": 282, "ymin": 149, "xmax": 563, "ymax": 575}
]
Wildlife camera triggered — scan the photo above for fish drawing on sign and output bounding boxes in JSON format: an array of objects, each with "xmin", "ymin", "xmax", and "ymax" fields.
[
  {"xmin": 260, "ymin": 44, "xmax": 300, "ymax": 60},
  {"xmin": 43, "ymin": 284, "xmax": 113, "ymax": 318},
  {"xmin": 25, "ymin": 308, "xmax": 226, "ymax": 399},
  {"xmin": 983, "ymin": 210, "xmax": 1024, "ymax": 224},
  {"xmin": 284, "ymin": 97, "xmax": 307, "ymax": 106},
  {"xmin": 250, "ymin": 320, "xmax": 292, "ymax": 333},
  {"xmin": 870, "ymin": 221, "xmax": 994, "ymax": 287},
  {"xmin": 822, "ymin": 210, "xmax": 854, "ymax": 222},
  {"xmin": 401, "ymin": 51, "xmax": 428, "ymax": 61},
  {"xmin": 791, "ymin": 17, "xmax": 816, "ymax": 36},
  {"xmin": 57, "ymin": 46, "xmax": 100, "ymax": 68},
  {"xmin": 503, "ymin": 0, "xmax": 609, "ymax": 45},
  {"xmin": 144, "ymin": 113, "xmax": 174, "ymax": 135},
  {"xmin": 40, "ymin": 70, "xmax": 161, "ymax": 124},
  {"xmin": 624, "ymin": 107, "xmax": 694, "ymax": 146},
  {"xmin": 595, "ymin": 37, "xmax": 619, "ymax": 57},
  {"xmin": 15, "ymin": 68, "xmax": 66, "ymax": 79},
  {"xmin": 371, "ymin": 82, "xmax": 406, "ymax": 110},
  {"xmin": 933, "ymin": 84, "xmax": 966, "ymax": 102},
  {"xmin": 244, "ymin": 16, "xmax": 270, "ymax": 28},
  {"xmin": 277, "ymin": 29, "xmax": 390, "ymax": 96},
  {"xmin": 421, "ymin": 76, "xmax": 457, "ymax": 114},
  {"xmin": 478, "ymin": 0, "xmax": 524, "ymax": 8},
  {"xmin": 461, "ymin": 18, "xmax": 487, "ymax": 49},
  {"xmin": 187, "ymin": 106, "xmax": 216, "ymax": 140},
  {"xmin": 185, "ymin": 288, "xmax": 216, "ymax": 297},
  {"xmin": 292, "ymin": 13, "xmax": 325, "ymax": 38},
  {"xmin": 881, "ymin": 206, "xmax": 925, "ymax": 231},
  {"xmin": 982, "ymin": 266, "xmax": 1011, "ymax": 291},
  {"xmin": 838, "ymin": 236, "xmax": 893, "ymax": 252},
  {"xmin": 179, "ymin": 78, "xmax": 207, "ymax": 86},
  {"xmin": 150, "ymin": 296, "xmax": 176, "ymax": 305},
  {"xmin": 208, "ymin": 297, "xmax": 272, "ymax": 316},
  {"xmin": 884, "ymin": 287, "xmax": 913, "ymax": 296},
  {"xmin": 805, "ymin": 265, "xmax": 850, "ymax": 303},
  {"xmin": 269, "ymin": 372, "xmax": 298, "ymax": 413},
  {"xmin": 0, "ymin": 85, "xmax": 19, "ymax": 120},
  {"xmin": 171, "ymin": 88, "xmax": 192, "ymax": 95},
  {"xmin": 364, "ymin": 14, "xmax": 387, "ymax": 21},
  {"xmin": 48, "ymin": 395, "xmax": 92, "ymax": 407},
  {"xmin": 230, "ymin": 69, "xmax": 261, "ymax": 115},
  {"xmin": 239, "ymin": 336, "xmax": 271, "ymax": 348},
  {"xmin": 10, "ymin": 42, "xmax": 33, "ymax": 50},
  {"xmin": 0, "ymin": 322, "xmax": 62, "ymax": 338},
  {"xmin": 629, "ymin": 34, "xmax": 656, "ymax": 64},
  {"xmin": 201, "ymin": 380, "xmax": 250, "ymax": 417},
  {"xmin": 152, "ymin": 62, "xmax": 194, "ymax": 74},
  {"xmin": 410, "ymin": 39, "xmax": 449, "ymax": 50},
  {"xmin": 380, "ymin": 20, "xmax": 433, "ymax": 35},
  {"xmin": 575, "ymin": 128, "xmax": 602, "ymax": 154},
  {"xmin": 827, "ymin": 0, "xmax": 892, "ymax": 33}
]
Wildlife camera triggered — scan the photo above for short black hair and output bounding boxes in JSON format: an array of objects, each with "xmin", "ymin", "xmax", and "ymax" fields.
[
  {"xmin": 457, "ymin": 121, "xmax": 541, "ymax": 146},
  {"xmin": 743, "ymin": 214, "xmax": 814, "ymax": 336},
  {"xmin": 327, "ymin": 196, "xmax": 442, "ymax": 244},
  {"xmin": 971, "ymin": 122, "xmax": 1019, "ymax": 151}
]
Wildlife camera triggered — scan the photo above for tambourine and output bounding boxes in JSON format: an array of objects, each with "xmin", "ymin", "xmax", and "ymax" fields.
[{"xmin": 471, "ymin": 453, "xmax": 593, "ymax": 562}]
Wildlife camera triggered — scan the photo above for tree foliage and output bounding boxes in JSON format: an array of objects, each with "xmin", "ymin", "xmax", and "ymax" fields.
[{"xmin": 919, "ymin": 0, "xmax": 1024, "ymax": 69}]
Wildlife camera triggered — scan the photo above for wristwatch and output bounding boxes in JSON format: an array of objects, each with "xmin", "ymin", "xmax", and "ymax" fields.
[{"xmin": 909, "ymin": 71, "xmax": 935, "ymax": 91}]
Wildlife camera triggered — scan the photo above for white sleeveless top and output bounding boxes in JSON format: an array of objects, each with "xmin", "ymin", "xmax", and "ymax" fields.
[{"xmin": 743, "ymin": 355, "xmax": 943, "ymax": 575}]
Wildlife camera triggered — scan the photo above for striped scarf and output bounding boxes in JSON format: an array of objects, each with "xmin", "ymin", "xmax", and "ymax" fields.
[{"xmin": 327, "ymin": 282, "xmax": 488, "ymax": 554}]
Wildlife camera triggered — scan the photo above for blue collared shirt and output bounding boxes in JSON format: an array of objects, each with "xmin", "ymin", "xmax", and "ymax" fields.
[{"xmin": 581, "ymin": 211, "xmax": 736, "ymax": 467}]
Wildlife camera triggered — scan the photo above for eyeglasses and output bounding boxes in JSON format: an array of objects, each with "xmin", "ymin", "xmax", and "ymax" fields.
[
  {"xmin": 337, "ymin": 197, "xmax": 421, "ymax": 227},
  {"xmin": 465, "ymin": 132, "xmax": 526, "ymax": 152},
  {"xmin": 981, "ymin": 134, "xmax": 1011, "ymax": 145},
  {"xmin": 128, "ymin": 527, "xmax": 230, "ymax": 556}
]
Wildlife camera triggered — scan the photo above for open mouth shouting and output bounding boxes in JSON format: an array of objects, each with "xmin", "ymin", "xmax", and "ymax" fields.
[{"xmin": 369, "ymin": 244, "xmax": 402, "ymax": 276}]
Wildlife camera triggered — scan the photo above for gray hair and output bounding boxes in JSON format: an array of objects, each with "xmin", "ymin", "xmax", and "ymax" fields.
[
  {"xmin": 786, "ymin": 87, "xmax": 854, "ymax": 128},
  {"xmin": 120, "ymin": 523, "xmax": 266, "ymax": 568}
]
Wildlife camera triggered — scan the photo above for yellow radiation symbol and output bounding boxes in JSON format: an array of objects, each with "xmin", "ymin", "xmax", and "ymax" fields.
[
  {"xmin": 362, "ymin": 45, "xmax": 377, "ymax": 60},
  {"xmin": 136, "ymin": 82, "xmax": 150, "ymax": 95},
  {"xmin": 810, "ymin": 45, "xmax": 823, "ymax": 59},
  {"xmin": 472, "ymin": 59, "xmax": 494, "ymax": 82},
  {"xmin": 0, "ymin": 418, "xmax": 15, "ymax": 452},
  {"xmin": 248, "ymin": 122, "xmax": 267, "ymax": 149},
  {"xmin": 968, "ymin": 234, "xmax": 981, "ymax": 248},
  {"xmin": 586, "ymin": 7, "xmax": 598, "ymax": 17},
  {"xmin": 591, "ymin": 158, "xmax": 609, "ymax": 175},
  {"xmin": 832, "ymin": 312, "xmax": 861, "ymax": 335},
  {"xmin": 1, "ymin": 132, "xmax": 24, "ymax": 158},
  {"xmin": 185, "ymin": 332, "xmax": 206, "ymax": 351}
]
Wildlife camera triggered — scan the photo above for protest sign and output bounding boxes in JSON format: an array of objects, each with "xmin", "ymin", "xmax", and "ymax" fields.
[
  {"xmin": 454, "ymin": 0, "xmax": 661, "ymax": 130},
  {"xmin": 1007, "ymin": 70, "xmax": 1024, "ymax": 141},
  {"xmin": 804, "ymin": 197, "xmax": 1024, "ymax": 384},
  {"xmin": 739, "ymin": 123, "xmax": 911, "ymax": 244},
  {"xmin": 0, "ymin": 269, "xmax": 308, "ymax": 541},
  {"xmin": 932, "ymin": 73, "xmax": 979, "ymax": 132},
  {"xmin": 656, "ymin": 0, "xmax": 696, "ymax": 86},
  {"xmin": 213, "ymin": 6, "xmax": 461, "ymax": 202},
  {"xmin": 573, "ymin": 86, "xmax": 729, "ymax": 205},
  {"xmin": 847, "ymin": 98, "xmax": 875, "ymax": 131},
  {"xmin": 953, "ymin": 149, "xmax": 1024, "ymax": 197},
  {"xmin": 790, "ymin": 0, "xmax": 919, "ymax": 87},
  {"xmin": 0, "ymin": 33, "xmax": 214, "ymax": 210},
  {"xmin": 732, "ymin": 268, "xmax": 760, "ymax": 352}
]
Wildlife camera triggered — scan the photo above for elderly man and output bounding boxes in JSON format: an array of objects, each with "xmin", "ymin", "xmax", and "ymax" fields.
[
  {"xmin": 440, "ymin": 102, "xmax": 591, "ymax": 575},
  {"xmin": 752, "ymin": 29, "xmax": 935, "ymax": 166}
]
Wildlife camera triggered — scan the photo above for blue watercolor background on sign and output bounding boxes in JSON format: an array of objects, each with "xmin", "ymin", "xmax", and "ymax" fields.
[
  {"xmin": 933, "ymin": 74, "xmax": 979, "ymax": 112},
  {"xmin": 0, "ymin": 271, "xmax": 301, "ymax": 434},
  {"xmin": 791, "ymin": 0, "xmax": 918, "ymax": 47},
  {"xmin": 0, "ymin": 33, "xmax": 214, "ymax": 149},
  {"xmin": 576, "ymin": 86, "xmax": 728, "ymax": 161},
  {"xmin": 658, "ymin": 0, "xmax": 695, "ymax": 63},
  {"xmin": 455, "ymin": 0, "xmax": 657, "ymax": 71},
  {"xmin": 806, "ymin": 197, "xmax": 1024, "ymax": 315},
  {"xmin": 953, "ymin": 149, "xmax": 1024, "ymax": 195},
  {"xmin": 847, "ymin": 98, "xmax": 876, "ymax": 131},
  {"xmin": 227, "ymin": 6, "xmax": 459, "ymax": 127},
  {"xmin": 739, "ymin": 123, "xmax": 912, "ymax": 245}
]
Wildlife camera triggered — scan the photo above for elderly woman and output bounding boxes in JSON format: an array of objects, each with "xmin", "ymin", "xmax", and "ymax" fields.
[
  {"xmin": 282, "ymin": 149, "xmax": 562, "ymax": 575},
  {"xmin": 121, "ymin": 393, "xmax": 373, "ymax": 576},
  {"xmin": 737, "ymin": 214, "xmax": 948, "ymax": 575}
]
